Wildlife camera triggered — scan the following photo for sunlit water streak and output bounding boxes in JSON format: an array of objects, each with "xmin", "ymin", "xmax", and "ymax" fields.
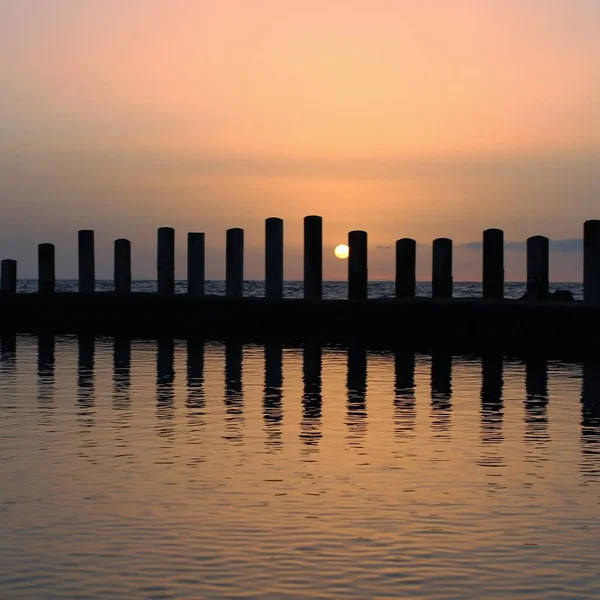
[
  {"xmin": 15, "ymin": 280, "xmax": 584, "ymax": 299},
  {"xmin": 1, "ymin": 336, "xmax": 599, "ymax": 599}
]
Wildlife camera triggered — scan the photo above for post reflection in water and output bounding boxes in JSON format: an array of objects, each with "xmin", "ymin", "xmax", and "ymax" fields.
[
  {"xmin": 581, "ymin": 360, "xmax": 600, "ymax": 483},
  {"xmin": 478, "ymin": 354, "xmax": 505, "ymax": 475},
  {"xmin": 113, "ymin": 337, "xmax": 131, "ymax": 407},
  {"xmin": 37, "ymin": 334, "xmax": 55, "ymax": 421},
  {"xmin": 300, "ymin": 343, "xmax": 322, "ymax": 451},
  {"xmin": 0, "ymin": 335, "xmax": 17, "ymax": 417},
  {"xmin": 224, "ymin": 341, "xmax": 244, "ymax": 444},
  {"xmin": 263, "ymin": 343, "xmax": 283, "ymax": 452},
  {"xmin": 524, "ymin": 357, "xmax": 550, "ymax": 458},
  {"xmin": 346, "ymin": 345, "xmax": 367, "ymax": 448},
  {"xmin": 112, "ymin": 337, "xmax": 132, "ymax": 458},
  {"xmin": 480, "ymin": 354, "xmax": 504, "ymax": 443},
  {"xmin": 394, "ymin": 352, "xmax": 416, "ymax": 441},
  {"xmin": 0, "ymin": 334, "xmax": 16, "ymax": 372},
  {"xmin": 186, "ymin": 338, "xmax": 206, "ymax": 465},
  {"xmin": 156, "ymin": 337, "xmax": 175, "ymax": 442},
  {"xmin": 430, "ymin": 351, "xmax": 452, "ymax": 438},
  {"xmin": 77, "ymin": 334, "xmax": 95, "ymax": 432}
]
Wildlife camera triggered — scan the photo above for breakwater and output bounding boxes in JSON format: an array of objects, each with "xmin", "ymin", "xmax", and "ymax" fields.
[{"xmin": 0, "ymin": 216, "xmax": 599, "ymax": 353}]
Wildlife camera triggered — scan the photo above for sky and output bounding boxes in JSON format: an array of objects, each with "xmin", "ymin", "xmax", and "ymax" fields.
[{"xmin": 1, "ymin": 0, "xmax": 599, "ymax": 281}]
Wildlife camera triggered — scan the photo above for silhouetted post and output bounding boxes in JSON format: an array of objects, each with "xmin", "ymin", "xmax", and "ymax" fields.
[
  {"xmin": 526, "ymin": 235, "xmax": 549, "ymax": 297},
  {"xmin": 78, "ymin": 230, "xmax": 95, "ymax": 293},
  {"xmin": 348, "ymin": 230, "xmax": 368, "ymax": 300},
  {"xmin": 265, "ymin": 217, "xmax": 284, "ymax": 299},
  {"xmin": 1, "ymin": 260, "xmax": 17, "ymax": 293},
  {"xmin": 157, "ymin": 227, "xmax": 175, "ymax": 295},
  {"xmin": 187, "ymin": 232, "xmax": 205, "ymax": 296},
  {"xmin": 38, "ymin": 243, "xmax": 55, "ymax": 293},
  {"xmin": 304, "ymin": 215, "xmax": 322, "ymax": 300},
  {"xmin": 395, "ymin": 238, "xmax": 416, "ymax": 298},
  {"xmin": 432, "ymin": 238, "xmax": 453, "ymax": 298},
  {"xmin": 483, "ymin": 228, "xmax": 504, "ymax": 299},
  {"xmin": 584, "ymin": 220, "xmax": 600, "ymax": 303},
  {"xmin": 226, "ymin": 228, "xmax": 244, "ymax": 298},
  {"xmin": 114, "ymin": 238, "xmax": 131, "ymax": 294}
]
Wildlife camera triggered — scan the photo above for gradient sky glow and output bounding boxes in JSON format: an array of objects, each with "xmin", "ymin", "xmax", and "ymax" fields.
[{"xmin": 1, "ymin": 0, "xmax": 599, "ymax": 280}]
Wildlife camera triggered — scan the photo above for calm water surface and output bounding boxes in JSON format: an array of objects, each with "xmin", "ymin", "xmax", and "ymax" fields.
[{"xmin": 1, "ymin": 336, "xmax": 599, "ymax": 599}]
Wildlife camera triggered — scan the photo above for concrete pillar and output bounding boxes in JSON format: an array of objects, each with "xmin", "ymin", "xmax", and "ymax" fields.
[
  {"xmin": 157, "ymin": 227, "xmax": 175, "ymax": 294},
  {"xmin": 526, "ymin": 235, "xmax": 549, "ymax": 297},
  {"xmin": 226, "ymin": 228, "xmax": 244, "ymax": 298},
  {"xmin": 348, "ymin": 230, "xmax": 368, "ymax": 299},
  {"xmin": 114, "ymin": 238, "xmax": 131, "ymax": 294},
  {"xmin": 304, "ymin": 215, "xmax": 322, "ymax": 300},
  {"xmin": 1, "ymin": 259, "xmax": 17, "ymax": 293},
  {"xmin": 584, "ymin": 220, "xmax": 600, "ymax": 302},
  {"xmin": 265, "ymin": 217, "xmax": 284, "ymax": 299},
  {"xmin": 38, "ymin": 243, "xmax": 55, "ymax": 293},
  {"xmin": 483, "ymin": 228, "xmax": 504, "ymax": 299},
  {"xmin": 78, "ymin": 229, "xmax": 95, "ymax": 293},
  {"xmin": 395, "ymin": 238, "xmax": 416, "ymax": 298},
  {"xmin": 187, "ymin": 232, "xmax": 205, "ymax": 296},
  {"xmin": 432, "ymin": 238, "xmax": 453, "ymax": 298}
]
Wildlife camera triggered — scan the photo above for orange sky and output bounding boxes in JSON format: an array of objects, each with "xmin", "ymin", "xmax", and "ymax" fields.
[{"xmin": 1, "ymin": 0, "xmax": 598, "ymax": 280}]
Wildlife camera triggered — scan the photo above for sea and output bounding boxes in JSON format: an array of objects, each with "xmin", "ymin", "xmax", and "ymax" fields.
[
  {"xmin": 1, "ymin": 281, "xmax": 598, "ymax": 599},
  {"xmin": 13, "ymin": 279, "xmax": 585, "ymax": 299}
]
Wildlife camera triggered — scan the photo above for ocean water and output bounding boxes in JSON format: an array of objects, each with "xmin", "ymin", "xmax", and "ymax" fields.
[
  {"xmin": 1, "ymin": 336, "xmax": 599, "ymax": 599},
  {"xmin": 14, "ymin": 280, "xmax": 584, "ymax": 299}
]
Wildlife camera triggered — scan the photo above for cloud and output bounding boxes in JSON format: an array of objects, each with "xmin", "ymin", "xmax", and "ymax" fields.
[
  {"xmin": 459, "ymin": 238, "xmax": 583, "ymax": 253},
  {"xmin": 551, "ymin": 238, "xmax": 583, "ymax": 253}
]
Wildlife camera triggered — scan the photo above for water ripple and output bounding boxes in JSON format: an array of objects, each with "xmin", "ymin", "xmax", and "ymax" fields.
[{"xmin": 0, "ymin": 337, "xmax": 598, "ymax": 598}]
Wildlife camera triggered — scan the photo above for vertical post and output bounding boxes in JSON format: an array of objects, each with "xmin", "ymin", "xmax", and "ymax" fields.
[
  {"xmin": 226, "ymin": 228, "xmax": 244, "ymax": 298},
  {"xmin": 114, "ymin": 238, "xmax": 132, "ymax": 294},
  {"xmin": 432, "ymin": 238, "xmax": 453, "ymax": 299},
  {"xmin": 38, "ymin": 243, "xmax": 55, "ymax": 293},
  {"xmin": 348, "ymin": 230, "xmax": 368, "ymax": 299},
  {"xmin": 304, "ymin": 215, "xmax": 323, "ymax": 301},
  {"xmin": 395, "ymin": 238, "xmax": 416, "ymax": 298},
  {"xmin": 187, "ymin": 232, "xmax": 205, "ymax": 296},
  {"xmin": 584, "ymin": 220, "xmax": 600, "ymax": 303},
  {"xmin": 526, "ymin": 235, "xmax": 549, "ymax": 297},
  {"xmin": 157, "ymin": 227, "xmax": 175, "ymax": 294},
  {"xmin": 1, "ymin": 259, "xmax": 17, "ymax": 293},
  {"xmin": 265, "ymin": 217, "xmax": 284, "ymax": 299},
  {"xmin": 78, "ymin": 229, "xmax": 95, "ymax": 293},
  {"xmin": 482, "ymin": 228, "xmax": 504, "ymax": 299}
]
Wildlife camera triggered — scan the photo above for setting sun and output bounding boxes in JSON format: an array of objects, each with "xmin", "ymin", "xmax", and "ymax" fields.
[{"xmin": 334, "ymin": 244, "xmax": 349, "ymax": 259}]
